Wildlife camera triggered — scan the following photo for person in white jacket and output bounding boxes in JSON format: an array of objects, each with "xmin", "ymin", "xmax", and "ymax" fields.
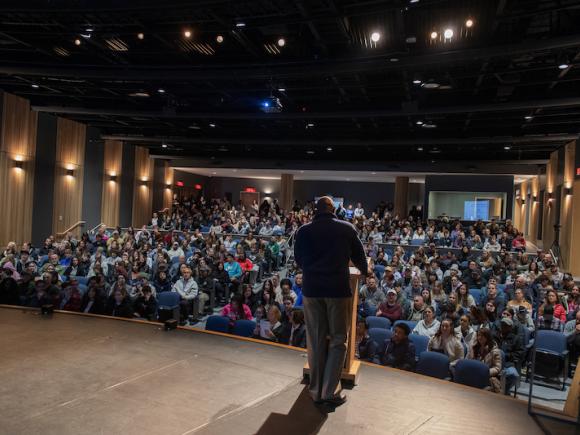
[
  {"xmin": 172, "ymin": 267, "xmax": 208, "ymax": 323},
  {"xmin": 412, "ymin": 306, "xmax": 440, "ymax": 338}
]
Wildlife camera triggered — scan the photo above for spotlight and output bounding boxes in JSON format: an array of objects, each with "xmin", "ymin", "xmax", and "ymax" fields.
[
  {"xmin": 157, "ymin": 88, "xmax": 165, "ymax": 94},
  {"xmin": 260, "ymin": 97, "xmax": 283, "ymax": 113},
  {"xmin": 278, "ymin": 88, "xmax": 286, "ymax": 92},
  {"xmin": 184, "ymin": 30, "xmax": 192, "ymax": 38},
  {"xmin": 209, "ymin": 123, "xmax": 216, "ymax": 128},
  {"xmin": 14, "ymin": 160, "xmax": 23, "ymax": 169},
  {"xmin": 504, "ymin": 145, "xmax": 511, "ymax": 150},
  {"xmin": 236, "ymin": 22, "xmax": 246, "ymax": 28},
  {"xmin": 31, "ymin": 84, "xmax": 39, "ymax": 89},
  {"xmin": 74, "ymin": 38, "xmax": 82, "ymax": 46},
  {"xmin": 558, "ymin": 63, "xmax": 569, "ymax": 70},
  {"xmin": 137, "ymin": 32, "xmax": 145, "ymax": 40},
  {"xmin": 430, "ymin": 31, "xmax": 438, "ymax": 40},
  {"xmin": 412, "ymin": 79, "xmax": 422, "ymax": 85},
  {"xmin": 524, "ymin": 115, "xmax": 533, "ymax": 120},
  {"xmin": 371, "ymin": 32, "xmax": 381, "ymax": 42},
  {"xmin": 415, "ymin": 120, "xmax": 423, "ymax": 125},
  {"xmin": 216, "ymin": 35, "xmax": 224, "ymax": 43},
  {"xmin": 417, "ymin": 147, "xmax": 424, "ymax": 151},
  {"xmin": 161, "ymin": 143, "xmax": 168, "ymax": 148},
  {"xmin": 326, "ymin": 147, "xmax": 333, "ymax": 152},
  {"xmin": 277, "ymin": 38, "xmax": 286, "ymax": 47},
  {"xmin": 465, "ymin": 19, "xmax": 474, "ymax": 28},
  {"xmin": 66, "ymin": 168, "xmax": 74, "ymax": 176},
  {"xmin": 444, "ymin": 28, "xmax": 454, "ymax": 39}
]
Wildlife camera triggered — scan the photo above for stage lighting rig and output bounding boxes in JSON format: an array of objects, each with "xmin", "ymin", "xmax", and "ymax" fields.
[{"xmin": 261, "ymin": 96, "xmax": 283, "ymax": 113}]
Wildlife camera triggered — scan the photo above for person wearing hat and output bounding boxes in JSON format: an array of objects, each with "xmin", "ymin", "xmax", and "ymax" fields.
[
  {"xmin": 294, "ymin": 196, "xmax": 367, "ymax": 407},
  {"xmin": 375, "ymin": 322, "xmax": 416, "ymax": 371},
  {"xmin": 515, "ymin": 305, "xmax": 535, "ymax": 333},
  {"xmin": 376, "ymin": 289, "xmax": 403, "ymax": 323},
  {"xmin": 495, "ymin": 316, "xmax": 524, "ymax": 395}
]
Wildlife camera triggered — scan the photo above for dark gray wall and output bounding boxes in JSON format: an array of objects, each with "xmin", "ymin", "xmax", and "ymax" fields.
[
  {"xmin": 119, "ymin": 144, "xmax": 135, "ymax": 227},
  {"xmin": 205, "ymin": 176, "xmax": 279, "ymax": 203},
  {"xmin": 32, "ymin": 113, "xmax": 57, "ymax": 245},
  {"xmin": 152, "ymin": 159, "xmax": 166, "ymax": 213},
  {"xmin": 424, "ymin": 175, "xmax": 515, "ymax": 219},
  {"xmin": 293, "ymin": 180, "xmax": 395, "ymax": 210},
  {"xmin": 81, "ymin": 127, "xmax": 103, "ymax": 231}
]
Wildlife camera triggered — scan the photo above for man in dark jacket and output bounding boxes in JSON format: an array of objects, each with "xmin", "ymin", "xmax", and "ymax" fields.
[
  {"xmin": 495, "ymin": 317, "xmax": 524, "ymax": 394},
  {"xmin": 295, "ymin": 196, "xmax": 367, "ymax": 407},
  {"xmin": 375, "ymin": 323, "xmax": 416, "ymax": 371}
]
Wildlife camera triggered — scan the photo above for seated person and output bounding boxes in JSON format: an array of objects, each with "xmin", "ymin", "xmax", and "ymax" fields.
[
  {"xmin": 59, "ymin": 281, "xmax": 82, "ymax": 312},
  {"xmin": 407, "ymin": 295, "xmax": 427, "ymax": 321},
  {"xmin": 80, "ymin": 285, "xmax": 106, "ymax": 314},
  {"xmin": 537, "ymin": 304, "xmax": 564, "ymax": 332},
  {"xmin": 539, "ymin": 289, "xmax": 567, "ymax": 323},
  {"xmin": 495, "ymin": 317, "xmax": 524, "ymax": 395},
  {"xmin": 376, "ymin": 289, "xmax": 402, "ymax": 323},
  {"xmin": 355, "ymin": 318, "xmax": 378, "ymax": 362},
  {"xmin": 172, "ymin": 266, "xmax": 208, "ymax": 323},
  {"xmin": 428, "ymin": 319, "xmax": 464, "ymax": 366},
  {"xmin": 276, "ymin": 278, "xmax": 297, "ymax": 305},
  {"xmin": 564, "ymin": 310, "xmax": 580, "ymax": 362},
  {"xmin": 221, "ymin": 294, "xmax": 254, "ymax": 326},
  {"xmin": 375, "ymin": 323, "xmax": 416, "ymax": 371},
  {"xmin": 455, "ymin": 314, "xmax": 476, "ymax": 349},
  {"xmin": 507, "ymin": 287, "xmax": 532, "ymax": 313},
  {"xmin": 25, "ymin": 279, "xmax": 51, "ymax": 308},
  {"xmin": 133, "ymin": 285, "xmax": 158, "ymax": 321},
  {"xmin": 262, "ymin": 305, "xmax": 289, "ymax": 344},
  {"xmin": 412, "ymin": 306, "xmax": 440, "ymax": 338},
  {"xmin": 288, "ymin": 309, "xmax": 307, "ymax": 348},
  {"xmin": 468, "ymin": 328, "xmax": 503, "ymax": 393},
  {"xmin": 359, "ymin": 276, "xmax": 385, "ymax": 317},
  {"xmin": 106, "ymin": 289, "xmax": 133, "ymax": 318}
]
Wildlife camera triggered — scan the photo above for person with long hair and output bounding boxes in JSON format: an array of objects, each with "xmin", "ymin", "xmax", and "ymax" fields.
[
  {"xmin": 220, "ymin": 294, "xmax": 253, "ymax": 326},
  {"xmin": 468, "ymin": 328, "xmax": 502, "ymax": 393},
  {"xmin": 457, "ymin": 283, "xmax": 476, "ymax": 309},
  {"xmin": 539, "ymin": 289, "xmax": 567, "ymax": 323},
  {"xmin": 428, "ymin": 318, "xmax": 464, "ymax": 367},
  {"xmin": 412, "ymin": 306, "xmax": 440, "ymax": 338}
]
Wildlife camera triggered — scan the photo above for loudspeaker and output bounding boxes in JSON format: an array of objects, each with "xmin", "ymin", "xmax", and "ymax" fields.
[
  {"xmin": 164, "ymin": 319, "xmax": 178, "ymax": 331},
  {"xmin": 41, "ymin": 304, "xmax": 54, "ymax": 315}
]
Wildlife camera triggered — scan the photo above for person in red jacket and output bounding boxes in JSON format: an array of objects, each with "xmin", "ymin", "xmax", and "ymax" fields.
[
  {"xmin": 60, "ymin": 281, "xmax": 82, "ymax": 312},
  {"xmin": 236, "ymin": 252, "xmax": 253, "ymax": 273},
  {"xmin": 511, "ymin": 233, "xmax": 526, "ymax": 251},
  {"xmin": 539, "ymin": 289, "xmax": 567, "ymax": 323},
  {"xmin": 376, "ymin": 289, "xmax": 403, "ymax": 323}
]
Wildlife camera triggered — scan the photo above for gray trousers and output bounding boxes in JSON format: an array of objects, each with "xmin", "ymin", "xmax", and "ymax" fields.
[{"xmin": 303, "ymin": 296, "xmax": 351, "ymax": 401}]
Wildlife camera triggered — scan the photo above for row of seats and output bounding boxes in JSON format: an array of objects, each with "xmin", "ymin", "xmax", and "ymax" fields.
[{"xmin": 205, "ymin": 315, "xmax": 256, "ymax": 337}]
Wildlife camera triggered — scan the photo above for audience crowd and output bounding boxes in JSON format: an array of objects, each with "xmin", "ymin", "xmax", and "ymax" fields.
[{"xmin": 0, "ymin": 195, "xmax": 578, "ymax": 394}]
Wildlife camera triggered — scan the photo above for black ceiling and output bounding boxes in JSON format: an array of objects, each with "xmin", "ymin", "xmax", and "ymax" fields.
[{"xmin": 1, "ymin": 0, "xmax": 580, "ymax": 163}]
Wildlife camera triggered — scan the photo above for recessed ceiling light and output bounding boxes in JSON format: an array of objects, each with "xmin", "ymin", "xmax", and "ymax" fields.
[
  {"xmin": 278, "ymin": 88, "xmax": 286, "ymax": 92},
  {"xmin": 421, "ymin": 81, "xmax": 440, "ymax": 89},
  {"xmin": 390, "ymin": 57, "xmax": 399, "ymax": 62},
  {"xmin": 188, "ymin": 124, "xmax": 201, "ymax": 129},
  {"xmin": 444, "ymin": 28, "xmax": 454, "ymax": 39},
  {"xmin": 74, "ymin": 38, "xmax": 82, "ymax": 46},
  {"xmin": 137, "ymin": 32, "xmax": 145, "ymax": 40},
  {"xmin": 371, "ymin": 32, "xmax": 381, "ymax": 42},
  {"xmin": 129, "ymin": 91, "xmax": 150, "ymax": 97},
  {"xmin": 216, "ymin": 35, "xmax": 224, "ymax": 43},
  {"xmin": 161, "ymin": 143, "xmax": 168, "ymax": 148},
  {"xmin": 326, "ymin": 147, "xmax": 333, "ymax": 152},
  {"xmin": 504, "ymin": 146, "xmax": 511, "ymax": 150},
  {"xmin": 416, "ymin": 120, "xmax": 423, "ymax": 125},
  {"xmin": 31, "ymin": 84, "xmax": 39, "ymax": 89},
  {"xmin": 277, "ymin": 38, "xmax": 286, "ymax": 47},
  {"xmin": 184, "ymin": 30, "xmax": 192, "ymax": 38},
  {"xmin": 209, "ymin": 123, "xmax": 216, "ymax": 128},
  {"xmin": 430, "ymin": 31, "xmax": 438, "ymax": 39},
  {"xmin": 465, "ymin": 19, "xmax": 474, "ymax": 28},
  {"xmin": 524, "ymin": 115, "xmax": 533, "ymax": 120},
  {"xmin": 371, "ymin": 172, "xmax": 377, "ymax": 175},
  {"xmin": 421, "ymin": 122, "xmax": 437, "ymax": 129},
  {"xmin": 157, "ymin": 88, "xmax": 165, "ymax": 94},
  {"xmin": 410, "ymin": 0, "xmax": 420, "ymax": 3},
  {"xmin": 306, "ymin": 123, "xmax": 315, "ymax": 128},
  {"xmin": 212, "ymin": 171, "xmax": 217, "ymax": 175},
  {"xmin": 236, "ymin": 22, "xmax": 246, "ymax": 28},
  {"xmin": 306, "ymin": 150, "xmax": 315, "ymax": 155},
  {"xmin": 417, "ymin": 147, "xmax": 424, "ymax": 151},
  {"xmin": 558, "ymin": 63, "xmax": 569, "ymax": 70},
  {"xmin": 413, "ymin": 79, "xmax": 422, "ymax": 85}
]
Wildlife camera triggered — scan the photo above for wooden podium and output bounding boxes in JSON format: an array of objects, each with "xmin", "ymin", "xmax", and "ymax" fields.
[{"xmin": 303, "ymin": 266, "xmax": 362, "ymax": 385}]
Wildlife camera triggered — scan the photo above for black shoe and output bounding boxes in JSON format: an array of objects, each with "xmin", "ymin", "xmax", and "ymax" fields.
[{"xmin": 324, "ymin": 394, "xmax": 347, "ymax": 407}]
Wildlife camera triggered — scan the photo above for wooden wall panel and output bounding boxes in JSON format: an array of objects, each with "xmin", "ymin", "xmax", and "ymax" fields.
[
  {"xmin": 163, "ymin": 162, "xmax": 174, "ymax": 211},
  {"xmin": 560, "ymin": 141, "xmax": 576, "ymax": 271},
  {"xmin": 0, "ymin": 92, "xmax": 37, "ymax": 246},
  {"xmin": 513, "ymin": 182, "xmax": 524, "ymax": 231},
  {"xmin": 52, "ymin": 118, "xmax": 86, "ymax": 236},
  {"xmin": 394, "ymin": 176, "xmax": 409, "ymax": 218},
  {"xmin": 101, "ymin": 140, "xmax": 123, "ymax": 227},
  {"xmin": 542, "ymin": 150, "xmax": 558, "ymax": 247},
  {"xmin": 279, "ymin": 173, "xmax": 294, "ymax": 212},
  {"xmin": 132, "ymin": 146, "xmax": 154, "ymax": 227}
]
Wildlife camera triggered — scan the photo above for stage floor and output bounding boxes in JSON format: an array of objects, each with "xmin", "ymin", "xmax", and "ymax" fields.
[{"xmin": 0, "ymin": 307, "xmax": 575, "ymax": 435}]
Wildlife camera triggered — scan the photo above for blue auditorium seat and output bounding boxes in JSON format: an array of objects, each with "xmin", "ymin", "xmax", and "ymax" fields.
[
  {"xmin": 366, "ymin": 316, "xmax": 391, "ymax": 330},
  {"xmin": 416, "ymin": 351, "xmax": 450, "ymax": 379},
  {"xmin": 232, "ymin": 319, "xmax": 256, "ymax": 337},
  {"xmin": 205, "ymin": 315, "xmax": 230, "ymax": 333},
  {"xmin": 454, "ymin": 359, "xmax": 490, "ymax": 389}
]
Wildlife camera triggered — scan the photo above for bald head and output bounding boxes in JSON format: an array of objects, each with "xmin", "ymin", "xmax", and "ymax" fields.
[{"xmin": 316, "ymin": 196, "xmax": 335, "ymax": 214}]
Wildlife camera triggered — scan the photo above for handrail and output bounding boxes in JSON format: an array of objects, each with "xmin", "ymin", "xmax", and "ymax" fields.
[
  {"xmin": 89, "ymin": 222, "xmax": 106, "ymax": 235},
  {"xmin": 56, "ymin": 221, "xmax": 86, "ymax": 238}
]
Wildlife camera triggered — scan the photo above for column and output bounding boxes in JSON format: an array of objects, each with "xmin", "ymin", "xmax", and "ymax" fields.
[
  {"xmin": 394, "ymin": 176, "xmax": 409, "ymax": 218},
  {"xmin": 132, "ymin": 146, "xmax": 154, "ymax": 227},
  {"xmin": 52, "ymin": 117, "xmax": 86, "ymax": 237},
  {"xmin": 0, "ymin": 92, "xmax": 38, "ymax": 245},
  {"xmin": 279, "ymin": 173, "xmax": 294, "ymax": 212},
  {"xmin": 101, "ymin": 140, "xmax": 123, "ymax": 227},
  {"xmin": 561, "ymin": 141, "xmax": 579, "ymax": 274}
]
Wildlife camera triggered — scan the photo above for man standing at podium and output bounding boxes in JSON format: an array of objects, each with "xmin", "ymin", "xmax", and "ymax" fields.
[{"xmin": 294, "ymin": 196, "xmax": 367, "ymax": 406}]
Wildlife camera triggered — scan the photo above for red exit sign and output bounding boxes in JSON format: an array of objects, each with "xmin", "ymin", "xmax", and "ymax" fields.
[
  {"xmin": 176, "ymin": 181, "xmax": 184, "ymax": 187},
  {"xmin": 244, "ymin": 187, "xmax": 256, "ymax": 193}
]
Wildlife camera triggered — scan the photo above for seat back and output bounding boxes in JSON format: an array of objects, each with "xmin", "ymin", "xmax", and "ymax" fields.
[
  {"xmin": 535, "ymin": 330, "xmax": 566, "ymax": 354},
  {"xmin": 205, "ymin": 315, "xmax": 230, "ymax": 333},
  {"xmin": 369, "ymin": 328, "xmax": 393, "ymax": 350},
  {"xmin": 373, "ymin": 265, "xmax": 385, "ymax": 280},
  {"xmin": 416, "ymin": 351, "xmax": 450, "ymax": 379},
  {"xmin": 393, "ymin": 320, "xmax": 417, "ymax": 331},
  {"xmin": 409, "ymin": 334, "xmax": 429, "ymax": 356},
  {"xmin": 157, "ymin": 291, "xmax": 180, "ymax": 309},
  {"xmin": 469, "ymin": 288, "xmax": 483, "ymax": 305},
  {"xmin": 410, "ymin": 239, "xmax": 424, "ymax": 246},
  {"xmin": 232, "ymin": 319, "xmax": 257, "ymax": 337},
  {"xmin": 366, "ymin": 316, "xmax": 391, "ymax": 330},
  {"xmin": 454, "ymin": 359, "xmax": 490, "ymax": 389}
]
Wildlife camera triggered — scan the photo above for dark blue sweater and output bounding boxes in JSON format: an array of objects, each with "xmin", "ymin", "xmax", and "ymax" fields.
[{"xmin": 294, "ymin": 212, "xmax": 367, "ymax": 298}]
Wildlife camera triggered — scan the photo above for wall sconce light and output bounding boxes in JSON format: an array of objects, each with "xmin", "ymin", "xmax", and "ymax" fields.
[
  {"xmin": 521, "ymin": 199, "xmax": 526, "ymax": 205},
  {"xmin": 564, "ymin": 187, "xmax": 572, "ymax": 196},
  {"xmin": 532, "ymin": 195, "xmax": 538, "ymax": 202},
  {"xmin": 14, "ymin": 160, "xmax": 23, "ymax": 169},
  {"xmin": 66, "ymin": 168, "xmax": 74, "ymax": 177},
  {"xmin": 165, "ymin": 183, "xmax": 171, "ymax": 189},
  {"xmin": 547, "ymin": 192, "xmax": 553, "ymax": 201},
  {"xmin": 109, "ymin": 174, "xmax": 117, "ymax": 182}
]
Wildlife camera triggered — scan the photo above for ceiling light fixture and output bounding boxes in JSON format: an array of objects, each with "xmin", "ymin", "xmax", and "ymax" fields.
[
  {"xmin": 465, "ymin": 19, "xmax": 474, "ymax": 28},
  {"xmin": 430, "ymin": 31, "xmax": 438, "ymax": 40},
  {"xmin": 410, "ymin": 0, "xmax": 420, "ymax": 3},
  {"xmin": 74, "ymin": 38, "xmax": 82, "ymax": 46},
  {"xmin": 236, "ymin": 22, "xmax": 246, "ymax": 28},
  {"xmin": 306, "ymin": 150, "xmax": 315, "ymax": 155},
  {"xmin": 421, "ymin": 122, "xmax": 437, "ymax": 129},
  {"xmin": 157, "ymin": 88, "xmax": 165, "ymax": 94},
  {"xmin": 306, "ymin": 123, "xmax": 315, "ymax": 128},
  {"xmin": 184, "ymin": 30, "xmax": 192, "ymax": 38},
  {"xmin": 137, "ymin": 32, "xmax": 145, "ymax": 40},
  {"xmin": 278, "ymin": 88, "xmax": 286, "ymax": 92},
  {"xmin": 525, "ymin": 115, "xmax": 533, "ymax": 120},
  {"xmin": 161, "ymin": 143, "xmax": 168, "ymax": 148},
  {"xmin": 413, "ymin": 79, "xmax": 422, "ymax": 85},
  {"xmin": 209, "ymin": 123, "xmax": 216, "ymax": 128},
  {"xmin": 417, "ymin": 147, "xmax": 424, "ymax": 151},
  {"xmin": 444, "ymin": 28, "xmax": 454, "ymax": 39},
  {"xmin": 371, "ymin": 32, "xmax": 381, "ymax": 42},
  {"xmin": 390, "ymin": 57, "xmax": 399, "ymax": 62},
  {"xmin": 31, "ymin": 84, "xmax": 39, "ymax": 89},
  {"xmin": 277, "ymin": 38, "xmax": 286, "ymax": 47},
  {"xmin": 504, "ymin": 145, "xmax": 511, "ymax": 150},
  {"xmin": 216, "ymin": 35, "xmax": 224, "ymax": 43},
  {"xmin": 421, "ymin": 81, "xmax": 440, "ymax": 89},
  {"xmin": 326, "ymin": 147, "xmax": 333, "ymax": 152},
  {"xmin": 415, "ymin": 120, "xmax": 423, "ymax": 125},
  {"xmin": 558, "ymin": 63, "xmax": 569, "ymax": 70}
]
